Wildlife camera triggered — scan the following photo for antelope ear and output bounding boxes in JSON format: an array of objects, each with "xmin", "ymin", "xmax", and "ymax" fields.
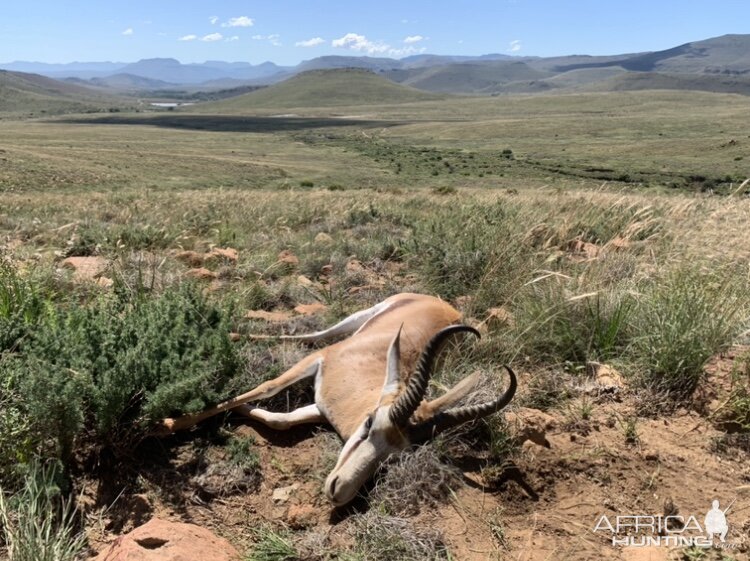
[{"xmin": 378, "ymin": 325, "xmax": 403, "ymax": 403}]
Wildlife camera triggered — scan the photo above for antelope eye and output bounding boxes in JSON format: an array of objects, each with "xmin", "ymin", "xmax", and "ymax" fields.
[{"xmin": 363, "ymin": 415, "xmax": 374, "ymax": 433}]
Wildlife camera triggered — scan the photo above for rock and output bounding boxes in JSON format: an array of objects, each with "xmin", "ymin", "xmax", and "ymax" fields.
[
  {"xmin": 345, "ymin": 259, "xmax": 364, "ymax": 273},
  {"xmin": 174, "ymin": 251, "xmax": 205, "ymax": 268},
  {"xmin": 245, "ymin": 310, "xmax": 292, "ymax": 322},
  {"xmin": 96, "ymin": 276, "xmax": 114, "ymax": 288},
  {"xmin": 505, "ymin": 407, "xmax": 557, "ymax": 448},
  {"xmin": 272, "ymin": 483, "xmax": 300, "ymax": 504},
  {"xmin": 229, "ymin": 332, "xmax": 241, "ymax": 342},
  {"xmin": 294, "ymin": 303, "xmax": 327, "ymax": 316},
  {"xmin": 207, "ymin": 247, "xmax": 239, "ymax": 263},
  {"xmin": 185, "ymin": 268, "xmax": 217, "ymax": 281},
  {"xmin": 297, "ymin": 275, "xmax": 313, "ymax": 287},
  {"xmin": 286, "ymin": 504, "xmax": 318, "ymax": 529},
  {"xmin": 277, "ymin": 250, "xmax": 299, "ymax": 266},
  {"xmin": 486, "ymin": 307, "xmax": 514, "ymax": 328},
  {"xmin": 60, "ymin": 256, "xmax": 108, "ymax": 282},
  {"xmin": 314, "ymin": 232, "xmax": 333, "ymax": 245},
  {"xmin": 587, "ymin": 361, "xmax": 625, "ymax": 389},
  {"xmin": 567, "ymin": 237, "xmax": 600, "ymax": 259},
  {"xmin": 319, "ymin": 264, "xmax": 333, "ymax": 276},
  {"xmin": 92, "ymin": 517, "xmax": 240, "ymax": 561},
  {"xmin": 607, "ymin": 236, "xmax": 630, "ymax": 250}
]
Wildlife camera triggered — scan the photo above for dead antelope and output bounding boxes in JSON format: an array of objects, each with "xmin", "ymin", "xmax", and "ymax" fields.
[{"xmin": 161, "ymin": 293, "xmax": 516, "ymax": 506}]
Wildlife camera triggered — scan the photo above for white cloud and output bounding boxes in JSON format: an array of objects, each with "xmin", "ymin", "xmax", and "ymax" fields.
[
  {"xmin": 222, "ymin": 16, "xmax": 254, "ymax": 28},
  {"xmin": 403, "ymin": 35, "xmax": 424, "ymax": 44},
  {"xmin": 226, "ymin": 36, "xmax": 239, "ymax": 42},
  {"xmin": 509, "ymin": 39, "xmax": 522, "ymax": 52},
  {"xmin": 122, "ymin": 28, "xmax": 133, "ymax": 36},
  {"xmin": 295, "ymin": 37, "xmax": 325, "ymax": 47},
  {"xmin": 202, "ymin": 33, "xmax": 223, "ymax": 42},
  {"xmin": 253, "ymin": 33, "xmax": 282, "ymax": 46},
  {"xmin": 209, "ymin": 15, "xmax": 219, "ymax": 25},
  {"xmin": 178, "ymin": 34, "xmax": 197, "ymax": 41},
  {"xmin": 332, "ymin": 33, "xmax": 389, "ymax": 55}
]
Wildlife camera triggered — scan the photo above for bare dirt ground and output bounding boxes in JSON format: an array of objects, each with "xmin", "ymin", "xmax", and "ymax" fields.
[{"xmin": 77, "ymin": 349, "xmax": 750, "ymax": 561}]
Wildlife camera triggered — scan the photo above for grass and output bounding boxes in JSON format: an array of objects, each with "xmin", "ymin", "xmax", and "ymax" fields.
[
  {"xmin": 246, "ymin": 526, "xmax": 298, "ymax": 561},
  {"xmin": 1, "ymin": 87, "xmax": 750, "ymax": 558},
  {"xmin": 0, "ymin": 462, "xmax": 86, "ymax": 561}
]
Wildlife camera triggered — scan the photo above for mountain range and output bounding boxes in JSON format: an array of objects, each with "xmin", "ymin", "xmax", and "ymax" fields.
[{"xmin": 2, "ymin": 34, "xmax": 750, "ymax": 96}]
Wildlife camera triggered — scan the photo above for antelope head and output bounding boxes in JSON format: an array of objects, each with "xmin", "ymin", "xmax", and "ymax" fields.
[{"xmin": 324, "ymin": 324, "xmax": 517, "ymax": 506}]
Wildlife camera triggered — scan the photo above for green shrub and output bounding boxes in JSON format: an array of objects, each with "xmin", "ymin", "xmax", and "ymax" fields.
[
  {"xmin": 0, "ymin": 366, "xmax": 33, "ymax": 484},
  {"xmin": 11, "ymin": 284, "xmax": 241, "ymax": 462},
  {"xmin": 226, "ymin": 434, "xmax": 260, "ymax": 470}
]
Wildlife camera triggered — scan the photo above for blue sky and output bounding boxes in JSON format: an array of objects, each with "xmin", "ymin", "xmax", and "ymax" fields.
[{"xmin": 1, "ymin": 1, "xmax": 748, "ymax": 64}]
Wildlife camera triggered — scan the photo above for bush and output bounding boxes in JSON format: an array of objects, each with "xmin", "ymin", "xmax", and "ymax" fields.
[
  {"xmin": 0, "ymin": 367, "xmax": 33, "ymax": 484},
  {"xmin": 8, "ymin": 284, "xmax": 241, "ymax": 462}
]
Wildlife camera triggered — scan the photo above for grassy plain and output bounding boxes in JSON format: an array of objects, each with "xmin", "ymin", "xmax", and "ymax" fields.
[{"xmin": 1, "ymin": 88, "xmax": 750, "ymax": 560}]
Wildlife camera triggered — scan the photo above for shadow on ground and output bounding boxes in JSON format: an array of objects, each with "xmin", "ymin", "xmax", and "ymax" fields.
[{"xmin": 59, "ymin": 114, "xmax": 402, "ymax": 133}]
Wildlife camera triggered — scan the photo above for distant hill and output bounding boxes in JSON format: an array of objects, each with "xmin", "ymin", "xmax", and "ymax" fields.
[
  {"xmin": 553, "ymin": 34, "xmax": 750, "ymax": 75},
  {"xmin": 586, "ymin": 71, "xmax": 750, "ymax": 95},
  {"xmin": 0, "ymin": 70, "xmax": 125, "ymax": 114},
  {"xmin": 385, "ymin": 61, "xmax": 552, "ymax": 94},
  {"xmin": 88, "ymin": 73, "xmax": 176, "ymax": 90},
  {"xmin": 200, "ymin": 68, "xmax": 443, "ymax": 111},
  {"xmin": 4, "ymin": 34, "xmax": 750, "ymax": 98}
]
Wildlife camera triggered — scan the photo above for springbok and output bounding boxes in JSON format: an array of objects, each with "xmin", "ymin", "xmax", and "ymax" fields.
[{"xmin": 161, "ymin": 293, "xmax": 516, "ymax": 506}]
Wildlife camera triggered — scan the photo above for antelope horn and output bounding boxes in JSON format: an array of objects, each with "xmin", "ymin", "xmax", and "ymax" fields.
[
  {"xmin": 389, "ymin": 324, "xmax": 480, "ymax": 427},
  {"xmin": 408, "ymin": 365, "xmax": 517, "ymax": 443}
]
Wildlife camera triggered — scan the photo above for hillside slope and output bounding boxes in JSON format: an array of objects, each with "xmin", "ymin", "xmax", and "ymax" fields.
[
  {"xmin": 199, "ymin": 68, "xmax": 444, "ymax": 111},
  {"xmin": 0, "ymin": 69, "xmax": 124, "ymax": 115},
  {"xmin": 386, "ymin": 61, "xmax": 552, "ymax": 94}
]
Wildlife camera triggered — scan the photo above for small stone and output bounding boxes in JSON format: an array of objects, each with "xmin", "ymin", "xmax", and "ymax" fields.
[
  {"xmin": 277, "ymin": 250, "xmax": 299, "ymax": 266},
  {"xmin": 185, "ymin": 267, "xmax": 217, "ymax": 281},
  {"xmin": 314, "ymin": 232, "xmax": 333, "ymax": 245},
  {"xmin": 96, "ymin": 276, "xmax": 114, "ymax": 288},
  {"xmin": 297, "ymin": 275, "xmax": 313, "ymax": 287},
  {"xmin": 272, "ymin": 483, "xmax": 300, "ymax": 504},
  {"xmin": 506, "ymin": 407, "xmax": 557, "ymax": 448},
  {"xmin": 245, "ymin": 309, "xmax": 292, "ymax": 322},
  {"xmin": 60, "ymin": 256, "xmax": 108, "ymax": 282},
  {"xmin": 345, "ymin": 259, "xmax": 364, "ymax": 273},
  {"xmin": 294, "ymin": 303, "xmax": 327, "ymax": 316},
  {"xmin": 486, "ymin": 306, "xmax": 515, "ymax": 328},
  {"xmin": 229, "ymin": 332, "xmax": 241, "ymax": 342},
  {"xmin": 175, "ymin": 250, "xmax": 205, "ymax": 268},
  {"xmin": 587, "ymin": 362, "xmax": 625, "ymax": 389},
  {"xmin": 208, "ymin": 247, "xmax": 239, "ymax": 263},
  {"xmin": 286, "ymin": 504, "xmax": 318, "ymax": 529}
]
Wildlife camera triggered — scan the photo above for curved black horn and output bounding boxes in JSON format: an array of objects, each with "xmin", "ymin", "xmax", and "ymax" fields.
[
  {"xmin": 408, "ymin": 365, "xmax": 517, "ymax": 443},
  {"xmin": 388, "ymin": 324, "xmax": 480, "ymax": 426}
]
